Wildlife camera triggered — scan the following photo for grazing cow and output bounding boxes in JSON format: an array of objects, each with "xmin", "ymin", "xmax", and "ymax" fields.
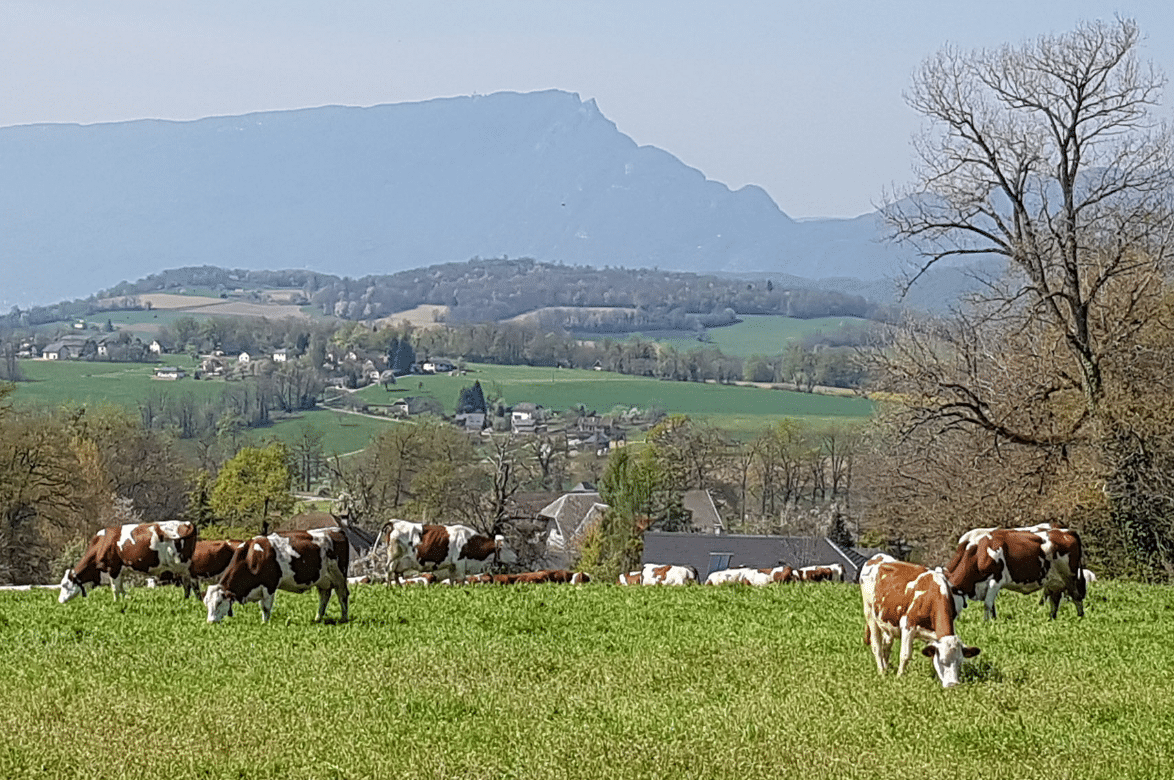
[
  {"xmin": 641, "ymin": 563, "xmax": 698, "ymax": 585},
  {"xmin": 768, "ymin": 565, "xmax": 797, "ymax": 583},
  {"xmin": 397, "ymin": 573, "xmax": 436, "ymax": 586},
  {"xmin": 944, "ymin": 524, "xmax": 1086, "ymax": 620},
  {"xmin": 797, "ymin": 564, "xmax": 845, "ymax": 583},
  {"xmin": 618, "ymin": 571, "xmax": 643, "ymax": 585},
  {"xmin": 704, "ymin": 567, "xmax": 764, "ymax": 585},
  {"xmin": 59, "ymin": 521, "xmax": 198, "ymax": 603},
  {"xmin": 861, "ymin": 553, "xmax": 980, "ymax": 688},
  {"xmin": 378, "ymin": 520, "xmax": 517, "ymax": 580},
  {"xmin": 203, "ymin": 528, "xmax": 350, "ymax": 624},
  {"xmin": 541, "ymin": 569, "xmax": 591, "ymax": 584}
]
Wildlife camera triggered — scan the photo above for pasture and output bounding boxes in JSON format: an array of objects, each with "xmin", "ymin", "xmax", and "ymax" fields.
[
  {"xmin": 630, "ymin": 314, "xmax": 872, "ymax": 358},
  {"xmin": 357, "ymin": 362, "xmax": 873, "ymax": 436},
  {"xmin": 1, "ymin": 580, "xmax": 1169, "ymax": 779}
]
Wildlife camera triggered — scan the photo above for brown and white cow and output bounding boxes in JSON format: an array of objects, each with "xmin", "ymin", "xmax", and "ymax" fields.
[
  {"xmin": 944, "ymin": 524, "xmax": 1086, "ymax": 620},
  {"xmin": 59, "ymin": 521, "xmax": 198, "ymax": 603},
  {"xmin": 797, "ymin": 564, "xmax": 845, "ymax": 583},
  {"xmin": 203, "ymin": 528, "xmax": 350, "ymax": 624},
  {"xmin": 640, "ymin": 563, "xmax": 698, "ymax": 585},
  {"xmin": 618, "ymin": 571, "xmax": 643, "ymax": 585},
  {"xmin": 378, "ymin": 520, "xmax": 518, "ymax": 580},
  {"xmin": 861, "ymin": 553, "xmax": 980, "ymax": 688}
]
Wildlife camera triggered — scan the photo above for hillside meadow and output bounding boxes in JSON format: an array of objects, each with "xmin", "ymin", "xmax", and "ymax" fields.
[{"xmin": 0, "ymin": 579, "xmax": 1169, "ymax": 779}]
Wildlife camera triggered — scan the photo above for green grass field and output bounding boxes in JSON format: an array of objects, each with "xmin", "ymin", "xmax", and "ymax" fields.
[
  {"xmin": 0, "ymin": 580, "xmax": 1168, "ymax": 779},
  {"xmin": 8, "ymin": 359, "xmax": 872, "ymax": 451},
  {"xmin": 644, "ymin": 315, "xmax": 872, "ymax": 358},
  {"xmin": 358, "ymin": 363, "xmax": 873, "ymax": 435}
]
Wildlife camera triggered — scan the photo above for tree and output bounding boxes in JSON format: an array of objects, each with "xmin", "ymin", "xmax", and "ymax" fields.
[
  {"xmin": 882, "ymin": 17, "xmax": 1173, "ymax": 434},
  {"xmin": 290, "ymin": 420, "xmax": 326, "ymax": 492},
  {"xmin": 210, "ymin": 443, "xmax": 295, "ymax": 530},
  {"xmin": 456, "ymin": 380, "xmax": 488, "ymax": 415},
  {"xmin": 872, "ymin": 18, "xmax": 1174, "ymax": 574}
]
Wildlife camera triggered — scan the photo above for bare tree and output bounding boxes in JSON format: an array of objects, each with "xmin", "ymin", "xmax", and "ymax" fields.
[
  {"xmin": 871, "ymin": 18, "xmax": 1174, "ymax": 574},
  {"xmin": 882, "ymin": 17, "xmax": 1174, "ymax": 441}
]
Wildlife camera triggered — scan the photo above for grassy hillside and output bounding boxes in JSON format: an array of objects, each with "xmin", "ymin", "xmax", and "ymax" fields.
[{"xmin": 0, "ymin": 580, "xmax": 1166, "ymax": 779}]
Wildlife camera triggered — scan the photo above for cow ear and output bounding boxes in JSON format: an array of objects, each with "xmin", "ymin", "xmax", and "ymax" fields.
[
  {"xmin": 246, "ymin": 544, "xmax": 265, "ymax": 576},
  {"xmin": 962, "ymin": 645, "xmax": 981, "ymax": 658},
  {"xmin": 921, "ymin": 645, "xmax": 938, "ymax": 659}
]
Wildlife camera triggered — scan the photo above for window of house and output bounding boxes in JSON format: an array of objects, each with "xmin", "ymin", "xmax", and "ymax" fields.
[{"xmin": 707, "ymin": 553, "xmax": 733, "ymax": 575}]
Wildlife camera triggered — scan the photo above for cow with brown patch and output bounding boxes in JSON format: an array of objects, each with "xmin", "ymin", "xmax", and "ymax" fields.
[
  {"xmin": 944, "ymin": 524, "xmax": 1086, "ymax": 620},
  {"xmin": 59, "ymin": 521, "xmax": 198, "ymax": 603},
  {"xmin": 861, "ymin": 553, "xmax": 980, "ymax": 688},
  {"xmin": 203, "ymin": 528, "xmax": 349, "ymax": 623},
  {"xmin": 378, "ymin": 520, "xmax": 518, "ymax": 580}
]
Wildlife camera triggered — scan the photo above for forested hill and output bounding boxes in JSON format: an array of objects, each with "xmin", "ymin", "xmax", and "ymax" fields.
[
  {"xmin": 87, "ymin": 259, "xmax": 886, "ymax": 330},
  {"xmin": 1, "ymin": 89, "xmax": 909, "ymax": 309}
]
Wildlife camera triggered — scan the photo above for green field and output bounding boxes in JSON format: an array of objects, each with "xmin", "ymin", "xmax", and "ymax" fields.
[
  {"xmin": 357, "ymin": 362, "xmax": 873, "ymax": 435},
  {"xmin": 641, "ymin": 315, "xmax": 872, "ymax": 358},
  {"xmin": 0, "ymin": 580, "xmax": 1168, "ymax": 779},
  {"xmin": 10, "ymin": 360, "xmax": 872, "ymax": 446}
]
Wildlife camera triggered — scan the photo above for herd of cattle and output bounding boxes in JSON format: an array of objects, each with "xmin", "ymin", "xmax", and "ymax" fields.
[{"xmin": 54, "ymin": 518, "xmax": 1088, "ymax": 688}]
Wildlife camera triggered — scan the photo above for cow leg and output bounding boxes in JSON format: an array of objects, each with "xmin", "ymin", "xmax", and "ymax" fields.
[
  {"xmin": 315, "ymin": 587, "xmax": 332, "ymax": 622},
  {"xmin": 1046, "ymin": 589, "xmax": 1064, "ymax": 620},
  {"xmin": 336, "ymin": 579, "xmax": 350, "ymax": 623},
  {"xmin": 867, "ymin": 624, "xmax": 891, "ymax": 675},
  {"xmin": 110, "ymin": 573, "xmax": 126, "ymax": 601},
  {"xmin": 896, "ymin": 628, "xmax": 914, "ymax": 676},
  {"xmin": 259, "ymin": 591, "xmax": 275, "ymax": 623},
  {"xmin": 984, "ymin": 585, "xmax": 999, "ymax": 621}
]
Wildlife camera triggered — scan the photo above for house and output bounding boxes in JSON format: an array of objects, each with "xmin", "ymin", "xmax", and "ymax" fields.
[
  {"xmin": 510, "ymin": 402, "xmax": 545, "ymax": 434},
  {"xmin": 273, "ymin": 349, "xmax": 289, "ymax": 363},
  {"xmin": 390, "ymin": 396, "xmax": 435, "ymax": 418},
  {"xmin": 237, "ymin": 352, "xmax": 251, "ymax": 364},
  {"xmin": 41, "ymin": 335, "xmax": 93, "ymax": 360},
  {"xmin": 421, "ymin": 358, "xmax": 455, "ymax": 374},
  {"xmin": 642, "ymin": 532, "xmax": 875, "ymax": 582},
  {"xmin": 536, "ymin": 486, "xmax": 609, "ymax": 568},
  {"xmin": 153, "ymin": 366, "xmax": 187, "ymax": 380},
  {"xmin": 95, "ymin": 335, "xmax": 117, "ymax": 357},
  {"xmin": 200, "ymin": 356, "xmax": 226, "ymax": 376},
  {"xmin": 149, "ymin": 340, "xmax": 164, "ymax": 355},
  {"xmin": 454, "ymin": 412, "xmax": 486, "ymax": 432}
]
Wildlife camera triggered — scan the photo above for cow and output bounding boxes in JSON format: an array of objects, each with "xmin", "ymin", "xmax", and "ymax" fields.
[
  {"xmin": 542, "ymin": 569, "xmax": 591, "ymax": 584},
  {"xmin": 59, "ymin": 521, "xmax": 198, "ymax": 604},
  {"xmin": 180, "ymin": 539, "xmax": 244, "ymax": 597},
  {"xmin": 618, "ymin": 571, "xmax": 643, "ymax": 585},
  {"xmin": 860, "ymin": 553, "xmax": 980, "ymax": 688},
  {"xmin": 377, "ymin": 520, "xmax": 517, "ymax": 580},
  {"xmin": 768, "ymin": 565, "xmax": 797, "ymax": 583},
  {"xmin": 640, "ymin": 563, "xmax": 698, "ymax": 585},
  {"xmin": 203, "ymin": 528, "xmax": 350, "ymax": 624},
  {"xmin": 797, "ymin": 564, "xmax": 845, "ymax": 583},
  {"xmin": 704, "ymin": 567, "xmax": 766, "ymax": 585},
  {"xmin": 944, "ymin": 524, "xmax": 1086, "ymax": 620}
]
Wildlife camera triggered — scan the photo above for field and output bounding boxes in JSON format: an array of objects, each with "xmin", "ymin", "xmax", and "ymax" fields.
[
  {"xmin": 0, "ymin": 580, "xmax": 1169, "ymax": 779},
  {"xmin": 625, "ymin": 315, "xmax": 872, "ymax": 358},
  {"xmin": 357, "ymin": 363, "xmax": 873, "ymax": 436},
  {"xmin": 11, "ymin": 360, "xmax": 873, "ymax": 447}
]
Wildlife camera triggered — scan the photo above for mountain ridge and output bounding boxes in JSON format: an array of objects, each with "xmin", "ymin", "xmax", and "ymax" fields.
[{"xmin": 1, "ymin": 89, "xmax": 911, "ymax": 309}]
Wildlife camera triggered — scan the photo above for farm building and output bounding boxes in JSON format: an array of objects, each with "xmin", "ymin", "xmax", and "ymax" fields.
[{"xmin": 643, "ymin": 531, "xmax": 875, "ymax": 582}]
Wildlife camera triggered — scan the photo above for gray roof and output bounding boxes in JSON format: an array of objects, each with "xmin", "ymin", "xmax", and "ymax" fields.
[
  {"xmin": 682, "ymin": 489, "xmax": 722, "ymax": 533},
  {"xmin": 539, "ymin": 491, "xmax": 608, "ymax": 542},
  {"xmin": 642, "ymin": 531, "xmax": 866, "ymax": 581}
]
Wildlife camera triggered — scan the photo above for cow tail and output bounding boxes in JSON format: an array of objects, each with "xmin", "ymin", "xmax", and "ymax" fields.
[{"xmin": 374, "ymin": 521, "xmax": 396, "ymax": 577}]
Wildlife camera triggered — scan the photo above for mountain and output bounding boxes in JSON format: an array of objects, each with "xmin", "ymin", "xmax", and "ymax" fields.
[{"xmin": 0, "ymin": 89, "xmax": 912, "ymax": 310}]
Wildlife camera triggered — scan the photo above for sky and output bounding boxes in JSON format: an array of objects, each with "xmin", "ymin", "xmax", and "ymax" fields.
[{"xmin": 3, "ymin": 1, "xmax": 1173, "ymax": 219}]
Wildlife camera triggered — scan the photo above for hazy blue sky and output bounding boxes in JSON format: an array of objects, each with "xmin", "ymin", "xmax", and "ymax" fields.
[{"xmin": 4, "ymin": 1, "xmax": 1172, "ymax": 218}]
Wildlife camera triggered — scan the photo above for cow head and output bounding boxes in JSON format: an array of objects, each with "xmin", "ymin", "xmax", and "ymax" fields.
[
  {"xmin": 493, "ymin": 535, "xmax": 518, "ymax": 566},
  {"xmin": 203, "ymin": 584, "xmax": 235, "ymax": 623},
  {"xmin": 57, "ymin": 570, "xmax": 86, "ymax": 604},
  {"xmin": 921, "ymin": 635, "xmax": 981, "ymax": 688}
]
